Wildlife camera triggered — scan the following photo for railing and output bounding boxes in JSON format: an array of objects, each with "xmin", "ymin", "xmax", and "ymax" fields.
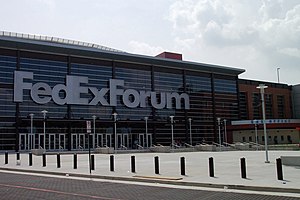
[
  {"xmin": 184, "ymin": 143, "xmax": 193, "ymax": 148},
  {"xmin": 0, "ymin": 31, "xmax": 124, "ymax": 53},
  {"xmin": 78, "ymin": 145, "xmax": 84, "ymax": 151}
]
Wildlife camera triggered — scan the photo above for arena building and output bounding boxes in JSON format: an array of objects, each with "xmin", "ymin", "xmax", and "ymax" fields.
[{"xmin": 0, "ymin": 32, "xmax": 244, "ymax": 151}]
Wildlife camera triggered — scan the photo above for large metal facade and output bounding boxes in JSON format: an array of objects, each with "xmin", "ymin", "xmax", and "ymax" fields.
[{"xmin": 0, "ymin": 35, "xmax": 244, "ymax": 151}]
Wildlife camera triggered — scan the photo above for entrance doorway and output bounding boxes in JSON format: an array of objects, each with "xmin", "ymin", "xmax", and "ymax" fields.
[
  {"xmin": 105, "ymin": 134, "xmax": 112, "ymax": 147},
  {"xmin": 97, "ymin": 134, "xmax": 103, "ymax": 147},
  {"xmin": 139, "ymin": 134, "xmax": 145, "ymax": 147},
  {"xmin": 59, "ymin": 134, "xmax": 65, "ymax": 150},
  {"xmin": 146, "ymin": 134, "xmax": 152, "ymax": 148},
  {"xmin": 19, "ymin": 134, "xmax": 27, "ymax": 150},
  {"xmin": 71, "ymin": 134, "xmax": 77, "ymax": 150},
  {"xmin": 39, "ymin": 134, "xmax": 45, "ymax": 149},
  {"xmin": 49, "ymin": 134, "xmax": 55, "ymax": 150}
]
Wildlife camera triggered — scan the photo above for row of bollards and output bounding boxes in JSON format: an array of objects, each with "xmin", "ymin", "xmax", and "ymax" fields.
[{"xmin": 3, "ymin": 152, "xmax": 284, "ymax": 180}]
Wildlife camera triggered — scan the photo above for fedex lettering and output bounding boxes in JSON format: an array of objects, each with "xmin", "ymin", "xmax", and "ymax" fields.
[{"xmin": 13, "ymin": 71, "xmax": 190, "ymax": 110}]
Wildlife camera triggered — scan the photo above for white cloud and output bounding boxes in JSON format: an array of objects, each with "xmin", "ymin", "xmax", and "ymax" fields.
[{"xmin": 167, "ymin": 0, "xmax": 300, "ymax": 84}]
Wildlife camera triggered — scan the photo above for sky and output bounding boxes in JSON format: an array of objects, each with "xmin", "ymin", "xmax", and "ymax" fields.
[{"xmin": 1, "ymin": 0, "xmax": 299, "ymax": 85}]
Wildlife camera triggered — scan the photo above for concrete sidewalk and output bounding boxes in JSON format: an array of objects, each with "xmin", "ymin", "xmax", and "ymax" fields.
[{"xmin": 1, "ymin": 150, "xmax": 300, "ymax": 196}]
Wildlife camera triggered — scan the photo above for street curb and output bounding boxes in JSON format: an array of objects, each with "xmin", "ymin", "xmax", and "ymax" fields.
[{"xmin": 0, "ymin": 167, "xmax": 299, "ymax": 194}]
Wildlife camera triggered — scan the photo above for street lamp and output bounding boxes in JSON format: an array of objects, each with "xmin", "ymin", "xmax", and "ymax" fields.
[
  {"xmin": 223, "ymin": 119, "xmax": 227, "ymax": 146},
  {"xmin": 188, "ymin": 118, "xmax": 192, "ymax": 145},
  {"xmin": 277, "ymin": 68, "xmax": 280, "ymax": 83},
  {"xmin": 217, "ymin": 117, "xmax": 222, "ymax": 151},
  {"xmin": 29, "ymin": 113, "xmax": 34, "ymax": 150},
  {"xmin": 256, "ymin": 84, "xmax": 269, "ymax": 163},
  {"xmin": 170, "ymin": 116, "xmax": 174, "ymax": 148},
  {"xmin": 254, "ymin": 120, "xmax": 258, "ymax": 151},
  {"xmin": 41, "ymin": 110, "xmax": 48, "ymax": 150},
  {"xmin": 144, "ymin": 116, "xmax": 148, "ymax": 147},
  {"xmin": 112, "ymin": 112, "xmax": 118, "ymax": 151},
  {"xmin": 92, "ymin": 115, "xmax": 96, "ymax": 149}
]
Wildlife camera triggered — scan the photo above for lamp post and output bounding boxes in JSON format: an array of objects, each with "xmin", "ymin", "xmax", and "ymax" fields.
[
  {"xmin": 188, "ymin": 118, "xmax": 192, "ymax": 145},
  {"xmin": 29, "ymin": 113, "xmax": 34, "ymax": 150},
  {"xmin": 277, "ymin": 68, "xmax": 280, "ymax": 83},
  {"xmin": 144, "ymin": 116, "xmax": 148, "ymax": 147},
  {"xmin": 223, "ymin": 119, "xmax": 227, "ymax": 146},
  {"xmin": 41, "ymin": 110, "xmax": 48, "ymax": 150},
  {"xmin": 217, "ymin": 117, "xmax": 221, "ymax": 151},
  {"xmin": 256, "ymin": 84, "xmax": 269, "ymax": 163},
  {"xmin": 170, "ymin": 116, "xmax": 174, "ymax": 148},
  {"xmin": 254, "ymin": 120, "xmax": 258, "ymax": 151},
  {"xmin": 112, "ymin": 112, "xmax": 118, "ymax": 151},
  {"xmin": 92, "ymin": 115, "xmax": 96, "ymax": 149}
]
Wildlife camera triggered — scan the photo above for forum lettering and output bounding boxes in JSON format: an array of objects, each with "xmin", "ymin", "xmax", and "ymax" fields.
[{"xmin": 14, "ymin": 71, "xmax": 190, "ymax": 110}]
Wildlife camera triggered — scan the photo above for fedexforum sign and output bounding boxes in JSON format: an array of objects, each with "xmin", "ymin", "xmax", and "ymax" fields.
[{"xmin": 14, "ymin": 71, "xmax": 190, "ymax": 109}]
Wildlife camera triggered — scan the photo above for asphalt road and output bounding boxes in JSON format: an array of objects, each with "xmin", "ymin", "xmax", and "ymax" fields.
[{"xmin": 0, "ymin": 172, "xmax": 298, "ymax": 200}]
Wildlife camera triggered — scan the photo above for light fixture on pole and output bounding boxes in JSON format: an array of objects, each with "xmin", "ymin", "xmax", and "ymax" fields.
[
  {"xmin": 256, "ymin": 84, "xmax": 269, "ymax": 163},
  {"xmin": 170, "ymin": 115, "xmax": 174, "ymax": 148},
  {"xmin": 223, "ymin": 119, "xmax": 227, "ymax": 146},
  {"xmin": 112, "ymin": 112, "xmax": 118, "ymax": 151},
  {"xmin": 41, "ymin": 110, "xmax": 48, "ymax": 150},
  {"xmin": 92, "ymin": 115, "xmax": 96, "ymax": 149},
  {"xmin": 217, "ymin": 117, "xmax": 222, "ymax": 151},
  {"xmin": 144, "ymin": 116, "xmax": 148, "ymax": 147},
  {"xmin": 29, "ymin": 113, "xmax": 34, "ymax": 150},
  {"xmin": 188, "ymin": 118, "xmax": 192, "ymax": 145},
  {"xmin": 277, "ymin": 68, "xmax": 280, "ymax": 83}
]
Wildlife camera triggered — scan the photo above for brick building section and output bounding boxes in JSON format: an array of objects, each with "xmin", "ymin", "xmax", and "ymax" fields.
[
  {"xmin": 156, "ymin": 52, "xmax": 183, "ymax": 60},
  {"xmin": 238, "ymin": 79, "xmax": 292, "ymax": 120}
]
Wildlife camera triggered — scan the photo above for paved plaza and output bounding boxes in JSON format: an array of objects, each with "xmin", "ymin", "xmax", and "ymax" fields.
[{"xmin": 0, "ymin": 150, "xmax": 299, "ymax": 198}]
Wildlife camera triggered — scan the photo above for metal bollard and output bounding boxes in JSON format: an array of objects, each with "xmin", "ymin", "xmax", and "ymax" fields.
[
  {"xmin": 209, "ymin": 157, "xmax": 214, "ymax": 177},
  {"xmin": 276, "ymin": 158, "xmax": 283, "ymax": 180},
  {"xmin": 154, "ymin": 156, "xmax": 159, "ymax": 174},
  {"xmin": 110, "ymin": 155, "xmax": 114, "ymax": 172},
  {"xmin": 57, "ymin": 153, "xmax": 61, "ymax": 168},
  {"xmin": 73, "ymin": 153, "xmax": 77, "ymax": 169},
  {"xmin": 131, "ymin": 156, "xmax": 136, "ymax": 173},
  {"xmin": 16, "ymin": 152, "xmax": 20, "ymax": 160},
  {"xmin": 29, "ymin": 152, "xmax": 33, "ymax": 166},
  {"xmin": 5, "ymin": 151, "xmax": 8, "ymax": 164},
  {"xmin": 42, "ymin": 153, "xmax": 46, "ymax": 167},
  {"xmin": 240, "ymin": 157, "xmax": 247, "ymax": 179},
  {"xmin": 91, "ymin": 155, "xmax": 95, "ymax": 171},
  {"xmin": 180, "ymin": 157, "xmax": 186, "ymax": 176}
]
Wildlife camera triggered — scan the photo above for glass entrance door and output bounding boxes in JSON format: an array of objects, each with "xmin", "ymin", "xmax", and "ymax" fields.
[
  {"xmin": 19, "ymin": 134, "xmax": 27, "ymax": 150},
  {"xmin": 97, "ymin": 134, "xmax": 103, "ymax": 147},
  {"xmin": 39, "ymin": 134, "xmax": 45, "ymax": 149},
  {"xmin": 59, "ymin": 134, "xmax": 65, "ymax": 150},
  {"xmin": 106, "ymin": 134, "xmax": 112, "ymax": 147},
  {"xmin": 79, "ymin": 134, "xmax": 85, "ymax": 150},
  {"xmin": 146, "ymin": 134, "xmax": 152, "ymax": 148},
  {"xmin": 49, "ymin": 134, "xmax": 55, "ymax": 150},
  {"xmin": 123, "ymin": 134, "xmax": 129, "ymax": 148},
  {"xmin": 117, "ymin": 134, "xmax": 122, "ymax": 149},
  {"xmin": 139, "ymin": 134, "xmax": 145, "ymax": 148},
  {"xmin": 28, "ymin": 134, "xmax": 35, "ymax": 150},
  {"xmin": 71, "ymin": 134, "xmax": 77, "ymax": 150}
]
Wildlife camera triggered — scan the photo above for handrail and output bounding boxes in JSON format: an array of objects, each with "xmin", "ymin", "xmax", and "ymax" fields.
[{"xmin": 184, "ymin": 143, "xmax": 193, "ymax": 148}]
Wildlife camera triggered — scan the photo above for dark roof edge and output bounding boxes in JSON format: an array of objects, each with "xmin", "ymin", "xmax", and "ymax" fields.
[{"xmin": 0, "ymin": 36, "xmax": 245, "ymax": 76}]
